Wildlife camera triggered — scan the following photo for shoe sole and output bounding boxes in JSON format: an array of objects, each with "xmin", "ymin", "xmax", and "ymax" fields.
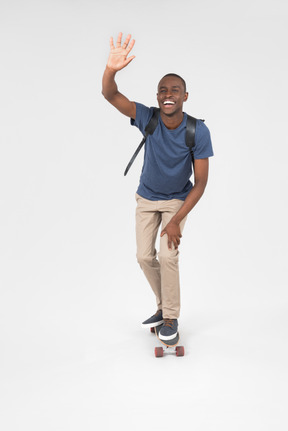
[
  {"xmin": 141, "ymin": 319, "xmax": 164, "ymax": 328},
  {"xmin": 158, "ymin": 331, "xmax": 178, "ymax": 341}
]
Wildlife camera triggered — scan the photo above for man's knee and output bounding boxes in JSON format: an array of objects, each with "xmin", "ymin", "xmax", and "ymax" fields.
[
  {"xmin": 158, "ymin": 250, "xmax": 179, "ymax": 266},
  {"xmin": 136, "ymin": 253, "xmax": 155, "ymax": 268}
]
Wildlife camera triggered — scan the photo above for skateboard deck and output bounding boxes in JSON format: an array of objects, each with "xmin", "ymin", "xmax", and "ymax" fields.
[{"xmin": 151, "ymin": 324, "xmax": 185, "ymax": 357}]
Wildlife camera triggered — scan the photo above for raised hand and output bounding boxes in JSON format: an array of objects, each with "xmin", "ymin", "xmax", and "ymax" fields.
[{"xmin": 107, "ymin": 32, "xmax": 135, "ymax": 72}]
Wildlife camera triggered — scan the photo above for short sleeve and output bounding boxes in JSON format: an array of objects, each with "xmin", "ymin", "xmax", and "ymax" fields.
[
  {"xmin": 194, "ymin": 120, "xmax": 214, "ymax": 159},
  {"xmin": 130, "ymin": 102, "xmax": 154, "ymax": 135}
]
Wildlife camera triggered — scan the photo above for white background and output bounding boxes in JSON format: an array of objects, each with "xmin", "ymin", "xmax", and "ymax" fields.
[{"xmin": 0, "ymin": 0, "xmax": 287, "ymax": 429}]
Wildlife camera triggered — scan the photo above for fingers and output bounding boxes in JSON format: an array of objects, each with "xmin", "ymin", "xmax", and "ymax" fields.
[
  {"xmin": 126, "ymin": 38, "xmax": 135, "ymax": 54},
  {"xmin": 172, "ymin": 237, "xmax": 180, "ymax": 250},
  {"xmin": 123, "ymin": 34, "xmax": 135, "ymax": 53},
  {"xmin": 161, "ymin": 232, "xmax": 181, "ymax": 250},
  {"xmin": 169, "ymin": 237, "xmax": 180, "ymax": 250},
  {"xmin": 116, "ymin": 32, "xmax": 122, "ymax": 48},
  {"xmin": 109, "ymin": 36, "xmax": 115, "ymax": 50},
  {"xmin": 122, "ymin": 34, "xmax": 131, "ymax": 48},
  {"xmin": 124, "ymin": 55, "xmax": 136, "ymax": 67},
  {"xmin": 111, "ymin": 32, "xmax": 135, "ymax": 52}
]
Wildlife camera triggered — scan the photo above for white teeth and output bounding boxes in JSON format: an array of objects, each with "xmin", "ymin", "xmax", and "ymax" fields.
[{"xmin": 163, "ymin": 101, "xmax": 175, "ymax": 105}]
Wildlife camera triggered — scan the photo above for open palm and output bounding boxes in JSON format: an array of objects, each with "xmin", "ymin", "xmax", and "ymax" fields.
[{"xmin": 107, "ymin": 32, "xmax": 135, "ymax": 71}]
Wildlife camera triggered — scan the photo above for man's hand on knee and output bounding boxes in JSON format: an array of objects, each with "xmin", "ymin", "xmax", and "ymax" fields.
[{"xmin": 160, "ymin": 221, "xmax": 182, "ymax": 250}]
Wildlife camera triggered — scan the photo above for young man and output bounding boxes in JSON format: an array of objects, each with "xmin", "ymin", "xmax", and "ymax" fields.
[{"xmin": 102, "ymin": 33, "xmax": 213, "ymax": 341}]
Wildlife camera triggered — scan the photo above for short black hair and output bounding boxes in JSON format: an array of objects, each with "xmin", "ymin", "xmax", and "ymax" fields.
[{"xmin": 160, "ymin": 73, "xmax": 187, "ymax": 93}]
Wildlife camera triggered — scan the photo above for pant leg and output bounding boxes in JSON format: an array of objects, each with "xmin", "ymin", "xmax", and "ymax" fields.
[
  {"xmin": 158, "ymin": 200, "xmax": 187, "ymax": 319},
  {"xmin": 135, "ymin": 194, "xmax": 162, "ymax": 310}
]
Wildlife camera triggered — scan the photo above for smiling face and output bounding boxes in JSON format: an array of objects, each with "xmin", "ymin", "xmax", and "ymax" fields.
[{"xmin": 157, "ymin": 74, "xmax": 188, "ymax": 116}]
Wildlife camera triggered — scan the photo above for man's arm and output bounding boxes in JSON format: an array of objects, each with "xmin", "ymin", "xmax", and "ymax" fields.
[
  {"xmin": 102, "ymin": 32, "xmax": 136, "ymax": 119},
  {"xmin": 160, "ymin": 158, "xmax": 209, "ymax": 250}
]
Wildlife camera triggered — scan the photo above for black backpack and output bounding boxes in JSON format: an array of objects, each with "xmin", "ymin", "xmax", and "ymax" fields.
[{"xmin": 124, "ymin": 108, "xmax": 204, "ymax": 176}]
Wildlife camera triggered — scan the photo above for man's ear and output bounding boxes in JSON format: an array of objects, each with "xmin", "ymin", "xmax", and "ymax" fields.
[{"xmin": 184, "ymin": 92, "xmax": 189, "ymax": 102}]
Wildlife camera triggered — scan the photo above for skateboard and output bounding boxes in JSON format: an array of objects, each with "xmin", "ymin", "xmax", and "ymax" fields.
[{"xmin": 150, "ymin": 324, "xmax": 185, "ymax": 357}]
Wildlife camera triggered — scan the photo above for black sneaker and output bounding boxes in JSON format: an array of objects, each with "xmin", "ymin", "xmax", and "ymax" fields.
[
  {"xmin": 158, "ymin": 319, "xmax": 178, "ymax": 340},
  {"xmin": 141, "ymin": 310, "xmax": 164, "ymax": 328}
]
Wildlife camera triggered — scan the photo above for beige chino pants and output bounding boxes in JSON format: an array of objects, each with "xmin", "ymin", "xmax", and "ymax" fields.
[{"xmin": 135, "ymin": 193, "xmax": 187, "ymax": 319}]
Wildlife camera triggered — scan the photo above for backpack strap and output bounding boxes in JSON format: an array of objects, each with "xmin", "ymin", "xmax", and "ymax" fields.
[
  {"xmin": 185, "ymin": 115, "xmax": 197, "ymax": 168},
  {"xmin": 186, "ymin": 115, "xmax": 205, "ymax": 169},
  {"xmin": 145, "ymin": 107, "xmax": 160, "ymax": 135},
  {"xmin": 124, "ymin": 108, "xmax": 160, "ymax": 176}
]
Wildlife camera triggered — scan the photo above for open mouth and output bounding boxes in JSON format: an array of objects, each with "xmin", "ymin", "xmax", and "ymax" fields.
[{"xmin": 163, "ymin": 100, "xmax": 176, "ymax": 107}]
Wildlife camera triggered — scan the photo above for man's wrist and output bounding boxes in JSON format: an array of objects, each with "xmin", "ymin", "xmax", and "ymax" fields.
[
  {"xmin": 106, "ymin": 65, "xmax": 118, "ymax": 74},
  {"xmin": 170, "ymin": 216, "xmax": 181, "ymax": 226}
]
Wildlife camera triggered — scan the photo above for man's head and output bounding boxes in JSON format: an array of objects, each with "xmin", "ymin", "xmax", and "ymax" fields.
[{"xmin": 157, "ymin": 74, "xmax": 188, "ymax": 116}]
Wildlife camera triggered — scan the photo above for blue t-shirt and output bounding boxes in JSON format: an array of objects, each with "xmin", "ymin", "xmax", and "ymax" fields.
[{"xmin": 131, "ymin": 102, "xmax": 214, "ymax": 201}]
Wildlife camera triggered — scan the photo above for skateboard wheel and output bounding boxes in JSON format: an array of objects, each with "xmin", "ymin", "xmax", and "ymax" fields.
[
  {"xmin": 150, "ymin": 327, "xmax": 155, "ymax": 334},
  {"xmin": 176, "ymin": 346, "xmax": 185, "ymax": 357},
  {"xmin": 155, "ymin": 347, "xmax": 164, "ymax": 358}
]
